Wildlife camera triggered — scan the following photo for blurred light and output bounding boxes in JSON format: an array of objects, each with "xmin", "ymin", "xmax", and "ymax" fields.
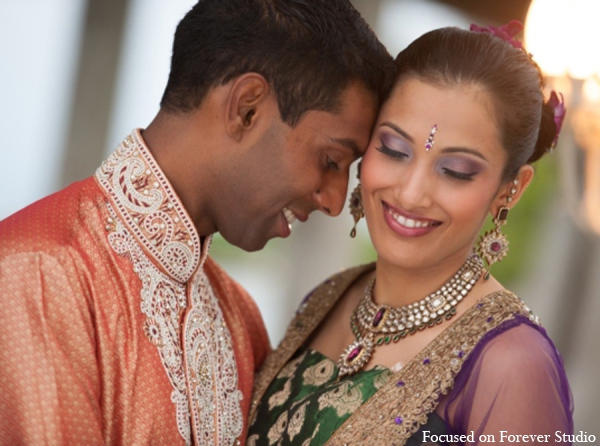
[
  {"xmin": 583, "ymin": 77, "xmax": 600, "ymax": 104},
  {"xmin": 525, "ymin": 0, "xmax": 600, "ymax": 79},
  {"xmin": 527, "ymin": 0, "xmax": 600, "ymax": 236}
]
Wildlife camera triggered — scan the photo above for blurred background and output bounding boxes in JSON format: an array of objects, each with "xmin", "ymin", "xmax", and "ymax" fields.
[{"xmin": 1, "ymin": 0, "xmax": 599, "ymax": 432}]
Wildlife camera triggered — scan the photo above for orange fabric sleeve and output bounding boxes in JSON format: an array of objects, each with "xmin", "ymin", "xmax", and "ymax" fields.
[{"xmin": 0, "ymin": 252, "xmax": 105, "ymax": 445}]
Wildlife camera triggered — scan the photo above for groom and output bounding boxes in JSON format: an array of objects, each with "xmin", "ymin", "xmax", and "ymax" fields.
[{"xmin": 0, "ymin": 0, "xmax": 394, "ymax": 444}]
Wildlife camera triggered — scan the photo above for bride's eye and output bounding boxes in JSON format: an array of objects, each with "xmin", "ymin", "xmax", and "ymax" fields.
[
  {"xmin": 376, "ymin": 143, "xmax": 409, "ymax": 160},
  {"xmin": 438, "ymin": 157, "xmax": 482, "ymax": 182},
  {"xmin": 441, "ymin": 168, "xmax": 477, "ymax": 181},
  {"xmin": 376, "ymin": 132, "xmax": 412, "ymax": 160}
]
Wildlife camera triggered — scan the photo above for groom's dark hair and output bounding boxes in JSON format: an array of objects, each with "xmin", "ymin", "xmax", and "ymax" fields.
[{"xmin": 160, "ymin": 0, "xmax": 395, "ymax": 125}]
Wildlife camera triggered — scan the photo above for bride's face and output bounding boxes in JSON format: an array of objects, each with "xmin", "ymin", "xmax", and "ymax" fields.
[{"xmin": 361, "ymin": 77, "xmax": 510, "ymax": 271}]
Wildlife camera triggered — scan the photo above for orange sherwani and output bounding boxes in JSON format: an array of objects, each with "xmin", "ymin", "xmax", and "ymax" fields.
[{"xmin": 0, "ymin": 130, "xmax": 270, "ymax": 445}]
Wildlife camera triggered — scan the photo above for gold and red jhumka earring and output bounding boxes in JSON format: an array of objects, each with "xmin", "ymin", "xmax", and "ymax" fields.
[
  {"xmin": 349, "ymin": 162, "xmax": 364, "ymax": 238},
  {"xmin": 478, "ymin": 179, "xmax": 518, "ymax": 279},
  {"xmin": 349, "ymin": 183, "xmax": 364, "ymax": 238}
]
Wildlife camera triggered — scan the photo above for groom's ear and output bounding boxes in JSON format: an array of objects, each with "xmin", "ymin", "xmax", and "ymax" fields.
[{"xmin": 225, "ymin": 73, "xmax": 271, "ymax": 142}]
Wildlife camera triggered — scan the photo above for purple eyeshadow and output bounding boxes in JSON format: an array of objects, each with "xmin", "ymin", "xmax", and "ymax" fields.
[
  {"xmin": 438, "ymin": 157, "xmax": 483, "ymax": 175},
  {"xmin": 380, "ymin": 132, "xmax": 412, "ymax": 156}
]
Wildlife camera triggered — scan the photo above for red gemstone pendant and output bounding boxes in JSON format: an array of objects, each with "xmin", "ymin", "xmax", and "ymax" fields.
[
  {"xmin": 347, "ymin": 345, "xmax": 363, "ymax": 362},
  {"xmin": 337, "ymin": 336, "xmax": 374, "ymax": 377}
]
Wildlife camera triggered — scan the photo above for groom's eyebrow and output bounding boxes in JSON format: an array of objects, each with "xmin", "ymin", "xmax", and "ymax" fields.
[
  {"xmin": 380, "ymin": 122, "xmax": 415, "ymax": 143},
  {"xmin": 329, "ymin": 137, "xmax": 363, "ymax": 157}
]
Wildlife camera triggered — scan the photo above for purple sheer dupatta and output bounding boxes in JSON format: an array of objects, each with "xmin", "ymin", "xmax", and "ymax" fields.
[{"xmin": 441, "ymin": 316, "xmax": 574, "ymax": 445}]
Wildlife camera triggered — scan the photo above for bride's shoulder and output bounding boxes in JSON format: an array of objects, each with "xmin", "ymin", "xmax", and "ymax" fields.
[
  {"xmin": 325, "ymin": 263, "xmax": 375, "ymax": 286},
  {"xmin": 469, "ymin": 309, "xmax": 562, "ymax": 379},
  {"xmin": 298, "ymin": 262, "xmax": 375, "ymax": 309}
]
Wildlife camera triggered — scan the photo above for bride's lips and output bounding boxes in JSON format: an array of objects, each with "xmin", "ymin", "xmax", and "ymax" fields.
[{"xmin": 382, "ymin": 200, "xmax": 441, "ymax": 237}]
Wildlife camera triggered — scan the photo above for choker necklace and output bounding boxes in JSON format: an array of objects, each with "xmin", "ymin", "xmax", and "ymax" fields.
[{"xmin": 336, "ymin": 254, "xmax": 483, "ymax": 377}]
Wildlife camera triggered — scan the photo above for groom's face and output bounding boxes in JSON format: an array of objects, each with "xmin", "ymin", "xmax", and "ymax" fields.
[{"xmin": 218, "ymin": 82, "xmax": 377, "ymax": 251}]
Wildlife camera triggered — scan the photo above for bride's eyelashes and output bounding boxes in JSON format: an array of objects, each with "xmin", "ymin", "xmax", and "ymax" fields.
[
  {"xmin": 375, "ymin": 132, "xmax": 412, "ymax": 159},
  {"xmin": 440, "ymin": 167, "xmax": 477, "ymax": 181},
  {"xmin": 376, "ymin": 143, "xmax": 409, "ymax": 160}
]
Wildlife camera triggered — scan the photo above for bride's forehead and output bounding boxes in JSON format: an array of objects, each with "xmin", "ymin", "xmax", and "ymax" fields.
[
  {"xmin": 388, "ymin": 78, "xmax": 492, "ymax": 107},
  {"xmin": 382, "ymin": 79, "xmax": 498, "ymax": 131}
]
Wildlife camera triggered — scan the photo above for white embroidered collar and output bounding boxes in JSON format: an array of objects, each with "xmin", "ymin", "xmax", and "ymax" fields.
[{"xmin": 95, "ymin": 129, "xmax": 208, "ymax": 283}]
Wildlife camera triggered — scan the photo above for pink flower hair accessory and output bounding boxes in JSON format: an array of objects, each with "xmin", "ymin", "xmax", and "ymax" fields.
[
  {"xmin": 470, "ymin": 20, "xmax": 524, "ymax": 50},
  {"xmin": 548, "ymin": 90, "xmax": 567, "ymax": 148}
]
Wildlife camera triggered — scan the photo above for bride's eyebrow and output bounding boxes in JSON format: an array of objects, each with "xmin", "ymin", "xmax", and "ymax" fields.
[
  {"xmin": 379, "ymin": 122, "xmax": 414, "ymax": 143},
  {"xmin": 440, "ymin": 147, "xmax": 488, "ymax": 162}
]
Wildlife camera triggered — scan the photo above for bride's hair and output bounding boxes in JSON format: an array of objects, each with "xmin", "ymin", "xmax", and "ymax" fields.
[{"xmin": 394, "ymin": 26, "xmax": 558, "ymax": 181}]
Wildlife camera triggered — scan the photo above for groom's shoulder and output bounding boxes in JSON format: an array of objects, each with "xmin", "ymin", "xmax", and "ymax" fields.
[{"xmin": 0, "ymin": 177, "xmax": 103, "ymax": 257}]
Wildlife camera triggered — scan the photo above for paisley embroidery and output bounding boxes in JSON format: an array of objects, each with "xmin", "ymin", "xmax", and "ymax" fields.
[
  {"xmin": 98, "ymin": 130, "xmax": 243, "ymax": 446},
  {"xmin": 268, "ymin": 411, "xmax": 289, "ymax": 445},
  {"xmin": 269, "ymin": 379, "xmax": 293, "ymax": 410},
  {"xmin": 302, "ymin": 359, "xmax": 335, "ymax": 387},
  {"xmin": 96, "ymin": 130, "xmax": 200, "ymax": 283},
  {"xmin": 185, "ymin": 271, "xmax": 243, "ymax": 444},
  {"xmin": 317, "ymin": 381, "xmax": 362, "ymax": 417},
  {"xmin": 106, "ymin": 205, "xmax": 192, "ymax": 444},
  {"xmin": 288, "ymin": 402, "xmax": 309, "ymax": 441}
]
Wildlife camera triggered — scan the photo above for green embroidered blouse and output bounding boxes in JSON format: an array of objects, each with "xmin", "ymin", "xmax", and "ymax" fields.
[{"xmin": 247, "ymin": 349, "xmax": 447, "ymax": 445}]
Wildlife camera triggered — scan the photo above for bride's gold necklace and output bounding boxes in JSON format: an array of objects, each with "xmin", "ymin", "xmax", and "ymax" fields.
[{"xmin": 336, "ymin": 254, "xmax": 483, "ymax": 377}]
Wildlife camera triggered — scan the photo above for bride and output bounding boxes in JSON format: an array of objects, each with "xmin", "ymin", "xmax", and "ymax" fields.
[{"xmin": 247, "ymin": 22, "xmax": 572, "ymax": 445}]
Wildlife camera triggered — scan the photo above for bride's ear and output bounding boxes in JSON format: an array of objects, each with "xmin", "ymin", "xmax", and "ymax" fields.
[{"xmin": 490, "ymin": 165, "xmax": 534, "ymax": 216}]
